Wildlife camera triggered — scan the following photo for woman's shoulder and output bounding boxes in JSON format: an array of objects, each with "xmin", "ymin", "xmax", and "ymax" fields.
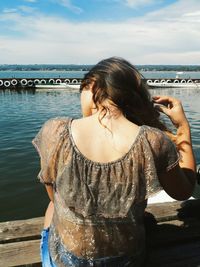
[
  {"xmin": 43, "ymin": 116, "xmax": 72, "ymax": 127},
  {"xmin": 41, "ymin": 116, "xmax": 71, "ymax": 132},
  {"xmin": 34, "ymin": 117, "xmax": 72, "ymax": 144},
  {"xmin": 142, "ymin": 125, "xmax": 177, "ymax": 156},
  {"xmin": 142, "ymin": 125, "xmax": 176, "ymax": 152},
  {"xmin": 142, "ymin": 125, "xmax": 171, "ymax": 141}
]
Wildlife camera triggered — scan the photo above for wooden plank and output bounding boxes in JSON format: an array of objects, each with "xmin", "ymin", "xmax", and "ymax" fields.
[
  {"xmin": 147, "ymin": 199, "xmax": 200, "ymax": 222},
  {"xmin": 2, "ymin": 200, "xmax": 198, "ymax": 243},
  {"xmin": 0, "ymin": 240, "xmax": 41, "ymax": 266},
  {"xmin": 146, "ymin": 201, "xmax": 181, "ymax": 222},
  {"xmin": 17, "ymin": 264, "xmax": 41, "ymax": 267},
  {"xmin": 0, "ymin": 217, "xmax": 43, "ymax": 243}
]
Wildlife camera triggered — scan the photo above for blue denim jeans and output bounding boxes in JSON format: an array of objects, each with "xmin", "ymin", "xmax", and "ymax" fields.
[
  {"xmin": 40, "ymin": 228, "xmax": 144, "ymax": 267},
  {"xmin": 40, "ymin": 228, "xmax": 57, "ymax": 267}
]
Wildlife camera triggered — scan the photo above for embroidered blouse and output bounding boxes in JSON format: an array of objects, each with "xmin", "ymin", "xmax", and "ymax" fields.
[{"xmin": 32, "ymin": 117, "xmax": 179, "ymax": 266}]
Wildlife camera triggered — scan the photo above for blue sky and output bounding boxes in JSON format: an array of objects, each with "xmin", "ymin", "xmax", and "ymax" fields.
[
  {"xmin": 0, "ymin": 0, "xmax": 177, "ymax": 22},
  {"xmin": 0, "ymin": 0, "xmax": 200, "ymax": 64}
]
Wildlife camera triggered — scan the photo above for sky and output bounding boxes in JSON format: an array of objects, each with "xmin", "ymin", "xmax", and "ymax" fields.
[{"xmin": 0, "ymin": 0, "xmax": 200, "ymax": 64}]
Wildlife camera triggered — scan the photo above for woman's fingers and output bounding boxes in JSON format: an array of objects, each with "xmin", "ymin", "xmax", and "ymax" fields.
[
  {"xmin": 153, "ymin": 95, "xmax": 175, "ymax": 115},
  {"xmin": 153, "ymin": 95, "xmax": 175, "ymax": 102},
  {"xmin": 153, "ymin": 95, "xmax": 182, "ymax": 112},
  {"xmin": 153, "ymin": 95, "xmax": 188, "ymax": 128},
  {"xmin": 154, "ymin": 103, "xmax": 170, "ymax": 115},
  {"xmin": 153, "ymin": 95, "xmax": 180, "ymax": 107}
]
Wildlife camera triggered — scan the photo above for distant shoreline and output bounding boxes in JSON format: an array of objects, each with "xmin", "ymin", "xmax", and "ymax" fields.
[{"xmin": 1, "ymin": 65, "xmax": 200, "ymax": 72}]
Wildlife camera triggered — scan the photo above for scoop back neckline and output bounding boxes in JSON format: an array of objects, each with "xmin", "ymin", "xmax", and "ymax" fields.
[{"xmin": 67, "ymin": 118, "xmax": 144, "ymax": 166}]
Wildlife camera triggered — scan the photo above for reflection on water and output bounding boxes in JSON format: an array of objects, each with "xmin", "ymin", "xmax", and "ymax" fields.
[{"xmin": 0, "ymin": 88, "xmax": 200, "ymax": 222}]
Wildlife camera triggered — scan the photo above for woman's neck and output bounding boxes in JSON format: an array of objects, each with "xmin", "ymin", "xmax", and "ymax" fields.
[{"xmin": 91, "ymin": 105, "xmax": 128, "ymax": 132}]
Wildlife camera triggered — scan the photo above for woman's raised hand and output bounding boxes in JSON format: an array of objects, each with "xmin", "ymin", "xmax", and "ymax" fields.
[
  {"xmin": 153, "ymin": 95, "xmax": 188, "ymax": 129},
  {"xmin": 153, "ymin": 95, "xmax": 196, "ymax": 200}
]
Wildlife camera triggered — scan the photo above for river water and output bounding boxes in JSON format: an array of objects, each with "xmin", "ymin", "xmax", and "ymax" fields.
[{"xmin": 0, "ymin": 71, "xmax": 200, "ymax": 222}]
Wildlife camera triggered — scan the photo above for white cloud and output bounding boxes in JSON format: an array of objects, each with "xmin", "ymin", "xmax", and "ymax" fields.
[
  {"xmin": 18, "ymin": 5, "xmax": 37, "ymax": 13},
  {"xmin": 139, "ymin": 51, "xmax": 200, "ymax": 65},
  {"xmin": 23, "ymin": 0, "xmax": 37, "ymax": 2},
  {"xmin": 54, "ymin": 0, "xmax": 83, "ymax": 14},
  {"xmin": 3, "ymin": 8, "xmax": 18, "ymax": 13},
  {"xmin": 183, "ymin": 11, "xmax": 200, "ymax": 17},
  {"xmin": 125, "ymin": 0, "xmax": 157, "ymax": 8},
  {"xmin": 99, "ymin": 0, "xmax": 158, "ymax": 8},
  {"xmin": 140, "ymin": 0, "xmax": 200, "ymax": 22},
  {"xmin": 0, "ymin": 0, "xmax": 200, "ymax": 64}
]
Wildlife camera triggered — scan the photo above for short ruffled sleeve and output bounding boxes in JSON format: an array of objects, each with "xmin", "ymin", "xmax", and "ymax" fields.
[
  {"xmin": 144, "ymin": 127, "xmax": 180, "ymax": 198},
  {"xmin": 32, "ymin": 117, "xmax": 70, "ymax": 184},
  {"xmin": 153, "ymin": 130, "xmax": 180, "ymax": 174}
]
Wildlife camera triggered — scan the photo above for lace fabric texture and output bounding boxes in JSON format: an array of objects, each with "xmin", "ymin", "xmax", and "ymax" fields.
[{"xmin": 32, "ymin": 117, "xmax": 179, "ymax": 266}]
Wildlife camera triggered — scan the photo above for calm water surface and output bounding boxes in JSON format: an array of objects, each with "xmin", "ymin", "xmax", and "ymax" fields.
[
  {"xmin": 0, "ymin": 88, "xmax": 200, "ymax": 222},
  {"xmin": 0, "ymin": 70, "xmax": 200, "ymax": 79},
  {"xmin": 0, "ymin": 70, "xmax": 86, "ymax": 79}
]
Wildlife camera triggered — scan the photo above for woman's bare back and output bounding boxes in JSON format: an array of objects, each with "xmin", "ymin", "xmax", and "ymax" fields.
[{"xmin": 70, "ymin": 114, "xmax": 140, "ymax": 164}]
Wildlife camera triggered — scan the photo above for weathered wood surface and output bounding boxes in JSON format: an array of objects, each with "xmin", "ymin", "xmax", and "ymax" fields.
[
  {"xmin": 0, "ymin": 240, "xmax": 41, "ymax": 266},
  {"xmin": 0, "ymin": 217, "xmax": 43, "ymax": 244},
  {"xmin": 0, "ymin": 217, "xmax": 43, "ymax": 266},
  {"xmin": 0, "ymin": 199, "xmax": 200, "ymax": 266}
]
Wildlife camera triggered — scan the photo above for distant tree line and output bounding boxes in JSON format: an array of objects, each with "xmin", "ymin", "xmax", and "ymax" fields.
[
  {"xmin": 0, "ymin": 64, "xmax": 93, "ymax": 71},
  {"xmin": 137, "ymin": 65, "xmax": 200, "ymax": 72},
  {"xmin": 0, "ymin": 64, "xmax": 200, "ymax": 72}
]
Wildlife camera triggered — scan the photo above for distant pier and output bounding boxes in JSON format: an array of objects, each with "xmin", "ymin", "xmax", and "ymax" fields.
[
  {"xmin": 0, "ymin": 77, "xmax": 82, "ymax": 90},
  {"xmin": 0, "ymin": 77, "xmax": 200, "ymax": 89}
]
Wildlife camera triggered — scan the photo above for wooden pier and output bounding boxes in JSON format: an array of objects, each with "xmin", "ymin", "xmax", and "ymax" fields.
[{"xmin": 1, "ymin": 199, "xmax": 200, "ymax": 266}]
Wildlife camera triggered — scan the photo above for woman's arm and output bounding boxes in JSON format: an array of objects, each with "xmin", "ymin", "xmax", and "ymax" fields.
[
  {"xmin": 45, "ymin": 184, "xmax": 54, "ymax": 202},
  {"xmin": 153, "ymin": 95, "xmax": 196, "ymax": 200},
  {"xmin": 43, "ymin": 185, "xmax": 54, "ymax": 228},
  {"xmin": 44, "ymin": 200, "xmax": 54, "ymax": 229}
]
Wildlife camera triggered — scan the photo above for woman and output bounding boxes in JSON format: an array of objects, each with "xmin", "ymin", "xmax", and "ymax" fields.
[{"xmin": 32, "ymin": 57, "xmax": 196, "ymax": 267}]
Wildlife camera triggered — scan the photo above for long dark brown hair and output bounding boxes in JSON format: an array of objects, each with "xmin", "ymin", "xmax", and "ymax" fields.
[{"xmin": 80, "ymin": 57, "xmax": 169, "ymax": 133}]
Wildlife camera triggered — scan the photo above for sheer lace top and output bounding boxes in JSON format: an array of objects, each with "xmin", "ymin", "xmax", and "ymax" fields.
[{"xmin": 32, "ymin": 117, "xmax": 179, "ymax": 266}]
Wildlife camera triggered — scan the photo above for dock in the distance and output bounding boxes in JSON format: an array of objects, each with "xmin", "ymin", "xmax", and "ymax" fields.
[{"xmin": 0, "ymin": 78, "xmax": 200, "ymax": 90}]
